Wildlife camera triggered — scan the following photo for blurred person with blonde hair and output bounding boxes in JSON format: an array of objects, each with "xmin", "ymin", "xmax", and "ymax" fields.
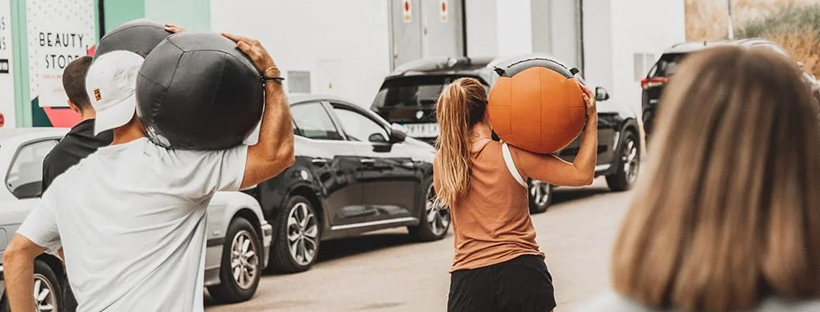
[{"xmin": 575, "ymin": 46, "xmax": 820, "ymax": 312}]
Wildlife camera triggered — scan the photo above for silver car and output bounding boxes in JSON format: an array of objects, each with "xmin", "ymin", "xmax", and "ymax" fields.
[{"xmin": 0, "ymin": 128, "xmax": 272, "ymax": 311}]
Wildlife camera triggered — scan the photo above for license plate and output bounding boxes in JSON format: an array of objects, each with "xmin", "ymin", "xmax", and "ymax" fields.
[{"xmin": 402, "ymin": 123, "xmax": 440, "ymax": 138}]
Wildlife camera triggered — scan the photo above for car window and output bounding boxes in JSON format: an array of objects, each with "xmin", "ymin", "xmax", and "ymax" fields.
[
  {"xmin": 290, "ymin": 102, "xmax": 343, "ymax": 141},
  {"xmin": 372, "ymin": 75, "xmax": 488, "ymax": 109},
  {"xmin": 332, "ymin": 107, "xmax": 390, "ymax": 143},
  {"xmin": 6, "ymin": 140, "xmax": 57, "ymax": 199},
  {"xmin": 651, "ymin": 53, "xmax": 685, "ymax": 78}
]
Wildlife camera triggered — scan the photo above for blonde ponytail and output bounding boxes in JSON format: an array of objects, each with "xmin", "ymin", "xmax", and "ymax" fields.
[{"xmin": 435, "ymin": 78, "xmax": 488, "ymax": 207}]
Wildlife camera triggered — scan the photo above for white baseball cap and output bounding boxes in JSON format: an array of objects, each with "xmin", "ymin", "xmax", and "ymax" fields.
[{"xmin": 85, "ymin": 51, "xmax": 145, "ymax": 135}]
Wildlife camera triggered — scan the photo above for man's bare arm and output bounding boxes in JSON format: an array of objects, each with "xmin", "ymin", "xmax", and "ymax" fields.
[{"xmin": 3, "ymin": 234, "xmax": 47, "ymax": 312}]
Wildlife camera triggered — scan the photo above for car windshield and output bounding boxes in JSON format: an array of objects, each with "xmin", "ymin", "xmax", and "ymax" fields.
[
  {"xmin": 372, "ymin": 75, "xmax": 486, "ymax": 109},
  {"xmin": 650, "ymin": 53, "xmax": 686, "ymax": 78}
]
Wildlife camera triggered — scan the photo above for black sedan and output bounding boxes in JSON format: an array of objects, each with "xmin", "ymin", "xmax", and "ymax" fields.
[
  {"xmin": 245, "ymin": 95, "xmax": 448, "ymax": 273},
  {"xmin": 371, "ymin": 55, "xmax": 642, "ymax": 213}
]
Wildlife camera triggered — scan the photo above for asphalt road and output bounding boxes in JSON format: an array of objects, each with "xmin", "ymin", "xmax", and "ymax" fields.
[{"xmin": 206, "ymin": 178, "xmax": 633, "ymax": 312}]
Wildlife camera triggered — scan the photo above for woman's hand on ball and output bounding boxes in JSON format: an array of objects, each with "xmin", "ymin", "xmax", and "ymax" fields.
[
  {"xmin": 579, "ymin": 83, "xmax": 597, "ymax": 120},
  {"xmin": 222, "ymin": 33, "xmax": 276, "ymax": 75}
]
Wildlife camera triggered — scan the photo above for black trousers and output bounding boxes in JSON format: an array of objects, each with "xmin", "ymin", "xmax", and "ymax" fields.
[{"xmin": 448, "ymin": 255, "xmax": 557, "ymax": 312}]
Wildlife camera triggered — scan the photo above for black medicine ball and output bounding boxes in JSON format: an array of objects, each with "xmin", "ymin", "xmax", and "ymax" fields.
[
  {"xmin": 95, "ymin": 18, "xmax": 171, "ymax": 59},
  {"xmin": 136, "ymin": 32, "xmax": 264, "ymax": 150}
]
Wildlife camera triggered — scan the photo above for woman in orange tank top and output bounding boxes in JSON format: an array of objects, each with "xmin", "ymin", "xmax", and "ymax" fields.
[{"xmin": 434, "ymin": 78, "xmax": 598, "ymax": 312}]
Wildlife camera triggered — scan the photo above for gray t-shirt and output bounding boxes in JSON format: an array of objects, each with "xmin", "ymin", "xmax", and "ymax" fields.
[
  {"xmin": 574, "ymin": 292, "xmax": 820, "ymax": 312},
  {"xmin": 18, "ymin": 137, "xmax": 247, "ymax": 312}
]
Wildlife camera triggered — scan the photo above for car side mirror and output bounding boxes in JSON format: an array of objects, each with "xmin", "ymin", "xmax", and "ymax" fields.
[
  {"xmin": 595, "ymin": 86, "xmax": 610, "ymax": 102},
  {"xmin": 368, "ymin": 133, "xmax": 388, "ymax": 143},
  {"xmin": 389, "ymin": 123, "xmax": 407, "ymax": 143}
]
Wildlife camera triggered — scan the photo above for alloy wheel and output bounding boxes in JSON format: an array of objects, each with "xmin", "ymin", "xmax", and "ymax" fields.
[
  {"xmin": 425, "ymin": 183, "xmax": 450, "ymax": 236},
  {"xmin": 33, "ymin": 273, "xmax": 57, "ymax": 312},
  {"xmin": 287, "ymin": 202, "xmax": 319, "ymax": 266},
  {"xmin": 230, "ymin": 230, "xmax": 259, "ymax": 290},
  {"xmin": 530, "ymin": 180, "xmax": 551, "ymax": 207},
  {"xmin": 622, "ymin": 138, "xmax": 639, "ymax": 184}
]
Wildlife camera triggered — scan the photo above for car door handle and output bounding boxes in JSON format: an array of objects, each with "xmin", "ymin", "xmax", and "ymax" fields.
[
  {"xmin": 360, "ymin": 158, "xmax": 376, "ymax": 166},
  {"xmin": 311, "ymin": 159, "xmax": 328, "ymax": 166}
]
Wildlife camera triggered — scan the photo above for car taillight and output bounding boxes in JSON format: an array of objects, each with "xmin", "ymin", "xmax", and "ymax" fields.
[
  {"xmin": 641, "ymin": 77, "xmax": 668, "ymax": 90},
  {"xmin": 0, "ymin": 113, "xmax": 4, "ymax": 128}
]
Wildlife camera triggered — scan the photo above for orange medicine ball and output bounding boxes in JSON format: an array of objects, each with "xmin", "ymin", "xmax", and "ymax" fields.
[{"xmin": 488, "ymin": 58, "xmax": 587, "ymax": 154}]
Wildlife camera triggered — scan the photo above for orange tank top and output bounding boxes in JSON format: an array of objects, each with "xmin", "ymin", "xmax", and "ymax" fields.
[{"xmin": 437, "ymin": 140, "xmax": 545, "ymax": 272}]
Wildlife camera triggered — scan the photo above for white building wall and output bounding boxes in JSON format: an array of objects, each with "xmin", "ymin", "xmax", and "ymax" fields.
[
  {"xmin": 531, "ymin": 0, "xmax": 582, "ymax": 69},
  {"xmin": 582, "ymin": 0, "xmax": 615, "ymax": 94},
  {"xmin": 466, "ymin": 0, "xmax": 532, "ymax": 58},
  {"xmin": 530, "ymin": 0, "xmax": 552, "ymax": 55},
  {"xmin": 210, "ymin": 0, "xmax": 685, "ymax": 112},
  {"xmin": 209, "ymin": 0, "xmax": 392, "ymax": 107},
  {"xmin": 496, "ymin": 0, "xmax": 532, "ymax": 56},
  {"xmin": 605, "ymin": 0, "xmax": 686, "ymax": 113},
  {"xmin": 466, "ymin": 0, "xmax": 498, "ymax": 57},
  {"xmin": 549, "ymin": 0, "xmax": 581, "ymax": 69}
]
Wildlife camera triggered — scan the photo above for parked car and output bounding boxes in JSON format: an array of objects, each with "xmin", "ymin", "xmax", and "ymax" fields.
[
  {"xmin": 243, "ymin": 94, "xmax": 444, "ymax": 274},
  {"xmin": 371, "ymin": 54, "xmax": 642, "ymax": 213},
  {"xmin": 642, "ymin": 39, "xmax": 820, "ymax": 142},
  {"xmin": 0, "ymin": 128, "xmax": 272, "ymax": 311}
]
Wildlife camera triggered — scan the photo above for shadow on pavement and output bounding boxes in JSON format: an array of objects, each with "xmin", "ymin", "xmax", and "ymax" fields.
[
  {"xmin": 316, "ymin": 232, "xmax": 417, "ymax": 263},
  {"xmin": 551, "ymin": 185, "xmax": 612, "ymax": 205}
]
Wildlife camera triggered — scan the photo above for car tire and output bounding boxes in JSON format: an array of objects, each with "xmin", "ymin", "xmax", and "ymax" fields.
[
  {"xmin": 207, "ymin": 217, "xmax": 262, "ymax": 304},
  {"xmin": 606, "ymin": 130, "xmax": 640, "ymax": 192},
  {"xmin": 642, "ymin": 110, "xmax": 654, "ymax": 145},
  {"xmin": 27, "ymin": 259, "xmax": 62, "ymax": 312},
  {"xmin": 0, "ymin": 288, "xmax": 6, "ymax": 312},
  {"xmin": 269, "ymin": 195, "xmax": 320, "ymax": 273},
  {"xmin": 528, "ymin": 179, "xmax": 554, "ymax": 214},
  {"xmin": 408, "ymin": 181, "xmax": 451, "ymax": 242}
]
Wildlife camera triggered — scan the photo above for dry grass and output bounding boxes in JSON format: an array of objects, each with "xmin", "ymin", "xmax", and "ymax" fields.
[
  {"xmin": 768, "ymin": 30, "xmax": 820, "ymax": 75},
  {"xmin": 685, "ymin": 0, "xmax": 817, "ymax": 41},
  {"xmin": 686, "ymin": 0, "xmax": 820, "ymax": 76}
]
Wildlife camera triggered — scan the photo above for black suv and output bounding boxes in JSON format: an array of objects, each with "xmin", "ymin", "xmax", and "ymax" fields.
[
  {"xmin": 372, "ymin": 55, "xmax": 642, "ymax": 213},
  {"xmin": 642, "ymin": 39, "xmax": 820, "ymax": 142}
]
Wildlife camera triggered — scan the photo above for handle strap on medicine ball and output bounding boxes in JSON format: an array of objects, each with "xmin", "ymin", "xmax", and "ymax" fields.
[{"xmin": 502, "ymin": 143, "xmax": 527, "ymax": 188}]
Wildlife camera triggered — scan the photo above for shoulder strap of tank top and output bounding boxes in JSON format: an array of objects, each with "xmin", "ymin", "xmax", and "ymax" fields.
[{"xmin": 501, "ymin": 143, "xmax": 527, "ymax": 188}]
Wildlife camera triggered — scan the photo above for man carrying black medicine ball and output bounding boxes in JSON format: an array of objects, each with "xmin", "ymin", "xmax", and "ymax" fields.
[{"xmin": 3, "ymin": 34, "xmax": 293, "ymax": 312}]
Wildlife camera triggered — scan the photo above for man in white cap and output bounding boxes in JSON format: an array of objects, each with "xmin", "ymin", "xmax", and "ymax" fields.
[{"xmin": 3, "ymin": 34, "xmax": 293, "ymax": 312}]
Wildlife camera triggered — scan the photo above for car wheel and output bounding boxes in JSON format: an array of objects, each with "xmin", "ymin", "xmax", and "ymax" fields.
[
  {"xmin": 208, "ymin": 217, "xmax": 262, "ymax": 303},
  {"xmin": 528, "ymin": 179, "xmax": 553, "ymax": 214},
  {"xmin": 606, "ymin": 130, "xmax": 640, "ymax": 191},
  {"xmin": 270, "ymin": 195, "xmax": 320, "ymax": 273},
  {"xmin": 31, "ymin": 259, "xmax": 62, "ymax": 312},
  {"xmin": 408, "ymin": 182, "xmax": 451, "ymax": 241}
]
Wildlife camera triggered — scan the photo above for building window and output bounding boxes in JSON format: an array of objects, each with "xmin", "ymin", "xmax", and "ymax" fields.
[{"xmin": 287, "ymin": 71, "xmax": 311, "ymax": 93}]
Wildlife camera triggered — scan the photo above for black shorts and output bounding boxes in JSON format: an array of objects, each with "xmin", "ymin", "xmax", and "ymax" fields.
[{"xmin": 448, "ymin": 255, "xmax": 557, "ymax": 312}]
